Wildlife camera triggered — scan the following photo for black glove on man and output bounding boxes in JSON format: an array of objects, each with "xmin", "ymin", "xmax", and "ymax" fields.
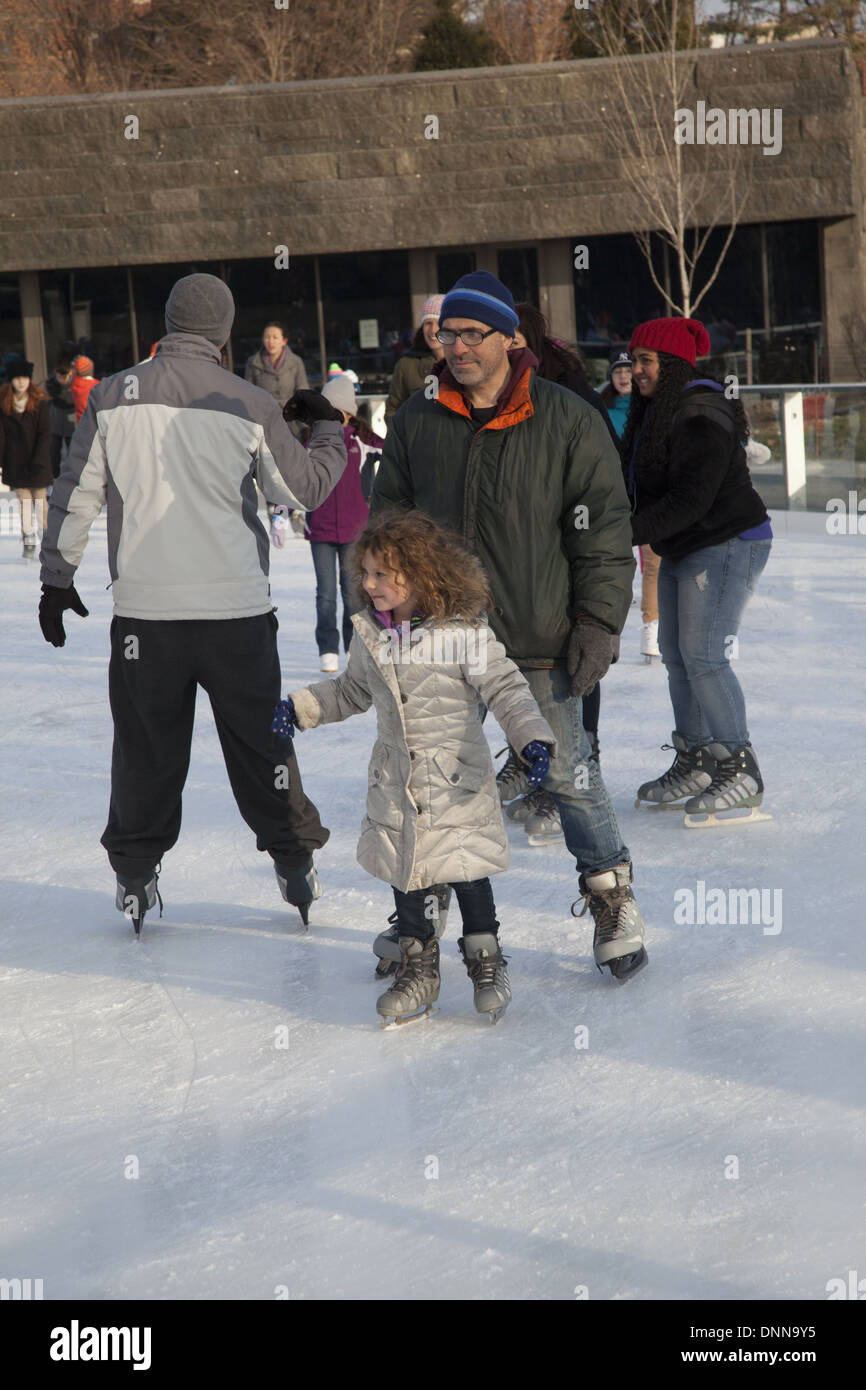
[
  {"xmin": 39, "ymin": 583, "xmax": 89, "ymax": 647},
  {"xmin": 567, "ymin": 616, "xmax": 615, "ymax": 698},
  {"xmin": 282, "ymin": 390, "xmax": 343, "ymax": 427}
]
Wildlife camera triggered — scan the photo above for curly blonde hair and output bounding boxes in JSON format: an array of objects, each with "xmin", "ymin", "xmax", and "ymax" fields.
[{"xmin": 349, "ymin": 510, "xmax": 492, "ymax": 623}]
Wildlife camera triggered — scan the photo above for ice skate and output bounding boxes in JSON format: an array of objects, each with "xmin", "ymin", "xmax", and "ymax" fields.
[
  {"xmin": 458, "ymin": 933, "xmax": 511, "ymax": 1023},
  {"xmin": 641, "ymin": 619, "xmax": 660, "ymax": 663},
  {"xmin": 524, "ymin": 788, "xmax": 565, "ymax": 846},
  {"xmin": 572, "ymin": 863, "xmax": 648, "ymax": 981},
  {"xmin": 683, "ymin": 743, "xmax": 771, "ymax": 828},
  {"xmin": 505, "ymin": 794, "xmax": 534, "ymax": 823},
  {"xmin": 635, "ymin": 733, "xmax": 715, "ymax": 809},
  {"xmin": 376, "ymin": 936, "xmax": 440, "ymax": 1028},
  {"xmin": 373, "ymin": 885, "xmax": 451, "ymax": 978},
  {"xmin": 22, "ymin": 535, "xmax": 37, "ymax": 561},
  {"xmin": 495, "ymin": 744, "xmax": 529, "ymax": 805},
  {"xmin": 115, "ymin": 867, "xmax": 162, "ymax": 938},
  {"xmin": 274, "ymin": 857, "xmax": 322, "ymax": 926}
]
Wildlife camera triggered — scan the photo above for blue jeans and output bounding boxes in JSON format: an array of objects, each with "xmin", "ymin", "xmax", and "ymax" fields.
[
  {"xmin": 519, "ymin": 667, "xmax": 629, "ymax": 877},
  {"xmin": 658, "ymin": 538, "xmax": 771, "ymax": 747},
  {"xmin": 310, "ymin": 541, "xmax": 356, "ymax": 655}
]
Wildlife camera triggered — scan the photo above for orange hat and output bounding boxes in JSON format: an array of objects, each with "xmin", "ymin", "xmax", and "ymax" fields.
[{"xmin": 74, "ymin": 355, "xmax": 94, "ymax": 375}]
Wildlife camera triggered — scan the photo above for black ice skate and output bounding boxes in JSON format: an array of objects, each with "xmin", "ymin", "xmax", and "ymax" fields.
[
  {"xmin": 683, "ymin": 743, "xmax": 771, "ymax": 828},
  {"xmin": 115, "ymin": 868, "xmax": 162, "ymax": 938},
  {"xmin": 373, "ymin": 885, "xmax": 451, "ymax": 978},
  {"xmin": 495, "ymin": 744, "xmax": 529, "ymax": 805},
  {"xmin": 376, "ymin": 936, "xmax": 440, "ymax": 1028},
  {"xmin": 274, "ymin": 857, "xmax": 322, "ymax": 926},
  {"xmin": 458, "ymin": 933, "xmax": 511, "ymax": 1024},
  {"xmin": 635, "ymin": 733, "xmax": 715, "ymax": 810},
  {"xmin": 572, "ymin": 863, "xmax": 648, "ymax": 981}
]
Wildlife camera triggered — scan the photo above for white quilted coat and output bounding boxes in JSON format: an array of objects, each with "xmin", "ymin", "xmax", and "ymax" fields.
[{"xmin": 290, "ymin": 609, "xmax": 556, "ymax": 892}]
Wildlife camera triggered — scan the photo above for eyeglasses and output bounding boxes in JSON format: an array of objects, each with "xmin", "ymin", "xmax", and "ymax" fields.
[{"xmin": 435, "ymin": 327, "xmax": 499, "ymax": 347}]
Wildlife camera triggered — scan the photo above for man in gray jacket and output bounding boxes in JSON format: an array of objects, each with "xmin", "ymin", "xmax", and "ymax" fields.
[{"xmin": 38, "ymin": 273, "xmax": 347, "ymax": 933}]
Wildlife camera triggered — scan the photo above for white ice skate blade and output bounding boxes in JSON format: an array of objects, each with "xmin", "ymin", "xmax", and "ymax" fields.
[
  {"xmin": 683, "ymin": 807, "xmax": 772, "ymax": 829},
  {"xmin": 634, "ymin": 798, "xmax": 684, "ymax": 811},
  {"xmin": 379, "ymin": 1005, "xmax": 438, "ymax": 1030},
  {"xmin": 485, "ymin": 1007, "xmax": 508, "ymax": 1025},
  {"xmin": 526, "ymin": 833, "xmax": 565, "ymax": 847}
]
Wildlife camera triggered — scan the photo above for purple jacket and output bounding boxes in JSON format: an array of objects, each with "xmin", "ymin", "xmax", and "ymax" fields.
[{"xmin": 305, "ymin": 424, "xmax": 383, "ymax": 544}]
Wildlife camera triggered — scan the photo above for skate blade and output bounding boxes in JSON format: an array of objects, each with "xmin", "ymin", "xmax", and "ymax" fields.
[
  {"xmin": 486, "ymin": 1006, "xmax": 509, "ymax": 1025},
  {"xmin": 684, "ymin": 807, "xmax": 772, "ymax": 829},
  {"xmin": 526, "ymin": 831, "xmax": 565, "ymax": 846},
  {"xmin": 598, "ymin": 947, "xmax": 648, "ymax": 981},
  {"xmin": 379, "ymin": 1004, "xmax": 438, "ymax": 1030},
  {"xmin": 642, "ymin": 655, "xmax": 661, "ymax": 664},
  {"xmin": 634, "ymin": 797, "xmax": 685, "ymax": 811}
]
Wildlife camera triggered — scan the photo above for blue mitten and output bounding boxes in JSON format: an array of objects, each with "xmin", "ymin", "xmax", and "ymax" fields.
[
  {"xmin": 272, "ymin": 697, "xmax": 298, "ymax": 738},
  {"xmin": 522, "ymin": 740, "xmax": 551, "ymax": 788}
]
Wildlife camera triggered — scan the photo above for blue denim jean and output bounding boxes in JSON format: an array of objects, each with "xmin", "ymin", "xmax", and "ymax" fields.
[
  {"xmin": 310, "ymin": 541, "xmax": 356, "ymax": 655},
  {"xmin": 657, "ymin": 538, "xmax": 771, "ymax": 747},
  {"xmin": 519, "ymin": 666, "xmax": 629, "ymax": 876}
]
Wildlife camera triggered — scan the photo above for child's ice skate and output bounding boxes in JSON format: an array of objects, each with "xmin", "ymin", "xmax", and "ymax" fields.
[
  {"xmin": 373, "ymin": 885, "xmax": 451, "ymax": 978},
  {"xmin": 458, "ymin": 933, "xmax": 511, "ymax": 1023},
  {"xmin": 376, "ymin": 936, "xmax": 440, "ymax": 1028}
]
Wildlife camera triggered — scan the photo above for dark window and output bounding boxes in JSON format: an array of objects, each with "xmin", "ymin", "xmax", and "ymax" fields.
[
  {"xmin": 437, "ymin": 252, "xmax": 475, "ymax": 293},
  {"xmin": 40, "ymin": 267, "xmax": 132, "ymax": 377},
  {"xmin": 0, "ymin": 275, "xmax": 23, "ymax": 370},
  {"xmin": 498, "ymin": 248, "xmax": 538, "ymax": 308}
]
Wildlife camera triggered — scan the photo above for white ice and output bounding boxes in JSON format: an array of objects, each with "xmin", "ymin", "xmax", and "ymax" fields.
[{"xmin": 1, "ymin": 508, "xmax": 864, "ymax": 1301}]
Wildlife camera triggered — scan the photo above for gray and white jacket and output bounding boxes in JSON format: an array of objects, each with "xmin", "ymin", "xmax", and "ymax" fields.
[{"xmin": 40, "ymin": 334, "xmax": 347, "ymax": 620}]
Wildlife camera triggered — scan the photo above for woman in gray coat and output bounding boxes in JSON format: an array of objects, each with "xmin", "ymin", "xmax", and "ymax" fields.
[
  {"xmin": 277, "ymin": 511, "xmax": 555, "ymax": 1028},
  {"xmin": 244, "ymin": 321, "xmax": 308, "ymax": 406}
]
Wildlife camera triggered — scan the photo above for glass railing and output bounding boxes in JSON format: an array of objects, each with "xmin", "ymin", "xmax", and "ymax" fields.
[{"xmin": 739, "ymin": 385, "xmax": 866, "ymax": 511}]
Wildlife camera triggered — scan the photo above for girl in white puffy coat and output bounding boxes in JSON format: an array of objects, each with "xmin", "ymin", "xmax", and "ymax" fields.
[{"xmin": 276, "ymin": 510, "xmax": 555, "ymax": 1027}]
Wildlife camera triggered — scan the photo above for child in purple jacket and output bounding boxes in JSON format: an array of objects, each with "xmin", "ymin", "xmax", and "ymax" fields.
[{"xmin": 299, "ymin": 374, "xmax": 383, "ymax": 672}]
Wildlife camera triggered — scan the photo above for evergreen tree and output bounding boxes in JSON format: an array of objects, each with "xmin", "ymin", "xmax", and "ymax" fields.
[{"xmin": 412, "ymin": 0, "xmax": 496, "ymax": 71}]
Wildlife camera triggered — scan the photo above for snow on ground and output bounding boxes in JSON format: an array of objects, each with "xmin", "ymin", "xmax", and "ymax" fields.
[{"xmin": 1, "ymin": 508, "xmax": 864, "ymax": 1301}]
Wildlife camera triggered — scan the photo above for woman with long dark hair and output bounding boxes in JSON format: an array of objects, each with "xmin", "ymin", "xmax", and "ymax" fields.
[
  {"xmin": 0, "ymin": 360, "xmax": 51, "ymax": 559},
  {"xmin": 623, "ymin": 319, "xmax": 771, "ymax": 824}
]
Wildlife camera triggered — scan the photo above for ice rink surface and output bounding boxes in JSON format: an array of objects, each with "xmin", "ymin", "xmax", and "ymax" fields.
[{"xmin": 1, "ymin": 508, "xmax": 864, "ymax": 1300}]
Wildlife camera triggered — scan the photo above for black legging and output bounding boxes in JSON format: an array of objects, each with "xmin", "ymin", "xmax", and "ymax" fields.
[{"xmin": 392, "ymin": 879, "xmax": 499, "ymax": 942}]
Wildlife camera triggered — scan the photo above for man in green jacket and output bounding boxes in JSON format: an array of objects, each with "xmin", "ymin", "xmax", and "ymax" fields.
[{"xmin": 371, "ymin": 271, "xmax": 647, "ymax": 980}]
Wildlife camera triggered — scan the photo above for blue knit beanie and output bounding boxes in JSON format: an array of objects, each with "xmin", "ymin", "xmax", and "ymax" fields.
[{"xmin": 439, "ymin": 272, "xmax": 519, "ymax": 338}]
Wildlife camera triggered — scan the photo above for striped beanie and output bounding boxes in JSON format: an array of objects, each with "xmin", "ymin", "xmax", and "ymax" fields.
[
  {"xmin": 439, "ymin": 272, "xmax": 519, "ymax": 337},
  {"xmin": 420, "ymin": 295, "xmax": 444, "ymax": 323}
]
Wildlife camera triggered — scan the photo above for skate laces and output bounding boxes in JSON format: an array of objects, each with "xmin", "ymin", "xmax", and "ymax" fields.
[
  {"xmin": 525, "ymin": 787, "xmax": 556, "ymax": 816},
  {"xmin": 704, "ymin": 748, "xmax": 741, "ymax": 793},
  {"xmin": 657, "ymin": 743, "xmax": 692, "ymax": 786},
  {"xmin": 464, "ymin": 946, "xmax": 507, "ymax": 987},
  {"xmin": 495, "ymin": 746, "xmax": 524, "ymax": 783},
  {"xmin": 390, "ymin": 939, "xmax": 437, "ymax": 997},
  {"xmin": 572, "ymin": 882, "xmax": 632, "ymax": 941}
]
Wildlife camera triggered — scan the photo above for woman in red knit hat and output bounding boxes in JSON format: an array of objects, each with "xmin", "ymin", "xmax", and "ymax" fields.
[{"xmin": 621, "ymin": 317, "xmax": 771, "ymax": 824}]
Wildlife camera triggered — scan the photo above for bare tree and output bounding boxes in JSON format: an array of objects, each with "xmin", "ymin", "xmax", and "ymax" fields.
[
  {"xmin": 479, "ymin": 0, "xmax": 572, "ymax": 64},
  {"xmin": 575, "ymin": 0, "xmax": 750, "ymax": 317}
]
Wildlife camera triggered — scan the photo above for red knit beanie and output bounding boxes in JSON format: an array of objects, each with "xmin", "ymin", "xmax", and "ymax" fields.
[{"xmin": 628, "ymin": 318, "xmax": 711, "ymax": 366}]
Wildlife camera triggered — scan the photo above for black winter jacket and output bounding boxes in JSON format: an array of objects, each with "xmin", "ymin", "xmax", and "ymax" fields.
[
  {"xmin": 629, "ymin": 385, "xmax": 768, "ymax": 560},
  {"xmin": 0, "ymin": 400, "xmax": 52, "ymax": 489}
]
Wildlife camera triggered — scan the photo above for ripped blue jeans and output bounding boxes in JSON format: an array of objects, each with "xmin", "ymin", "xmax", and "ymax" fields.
[{"xmin": 658, "ymin": 538, "xmax": 771, "ymax": 748}]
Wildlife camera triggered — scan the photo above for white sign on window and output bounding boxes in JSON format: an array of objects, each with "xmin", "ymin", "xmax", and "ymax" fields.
[{"xmin": 359, "ymin": 318, "xmax": 379, "ymax": 349}]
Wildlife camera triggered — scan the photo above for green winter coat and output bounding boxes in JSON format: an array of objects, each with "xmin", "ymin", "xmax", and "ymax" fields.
[
  {"xmin": 384, "ymin": 349, "xmax": 436, "ymax": 424},
  {"xmin": 372, "ymin": 357, "xmax": 635, "ymax": 667}
]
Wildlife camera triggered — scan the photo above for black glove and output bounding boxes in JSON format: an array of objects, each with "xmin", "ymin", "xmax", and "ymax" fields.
[
  {"xmin": 39, "ymin": 583, "xmax": 89, "ymax": 647},
  {"xmin": 282, "ymin": 390, "xmax": 343, "ymax": 427},
  {"xmin": 566, "ymin": 617, "xmax": 614, "ymax": 698}
]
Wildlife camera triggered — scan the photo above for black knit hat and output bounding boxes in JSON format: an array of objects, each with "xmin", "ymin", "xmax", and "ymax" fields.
[
  {"xmin": 5, "ymin": 357, "xmax": 34, "ymax": 380},
  {"xmin": 608, "ymin": 350, "xmax": 631, "ymax": 378}
]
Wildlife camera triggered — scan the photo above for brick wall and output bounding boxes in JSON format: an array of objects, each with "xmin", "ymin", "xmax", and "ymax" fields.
[{"xmin": 0, "ymin": 38, "xmax": 860, "ymax": 273}]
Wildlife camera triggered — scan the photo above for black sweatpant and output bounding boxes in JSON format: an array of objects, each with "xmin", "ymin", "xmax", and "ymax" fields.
[
  {"xmin": 100, "ymin": 612, "xmax": 329, "ymax": 879},
  {"xmin": 392, "ymin": 878, "xmax": 499, "ymax": 943}
]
